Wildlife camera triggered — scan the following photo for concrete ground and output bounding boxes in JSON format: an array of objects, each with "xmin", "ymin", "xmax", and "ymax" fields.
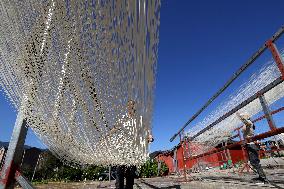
[
  {"xmin": 28, "ymin": 167, "xmax": 284, "ymax": 189},
  {"xmin": 17, "ymin": 157, "xmax": 284, "ymax": 189}
]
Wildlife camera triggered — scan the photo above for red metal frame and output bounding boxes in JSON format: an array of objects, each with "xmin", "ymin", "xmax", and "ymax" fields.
[
  {"xmin": 236, "ymin": 128, "xmax": 250, "ymax": 174},
  {"xmin": 186, "ymin": 106, "xmax": 284, "ymax": 163},
  {"xmin": 179, "ymin": 133, "xmax": 187, "ymax": 181},
  {"xmin": 259, "ymin": 94, "xmax": 277, "ymax": 130},
  {"xmin": 171, "ymin": 26, "xmax": 284, "ymax": 142},
  {"xmin": 165, "ymin": 27, "xmax": 284, "ymax": 178},
  {"xmin": 188, "ymin": 126, "xmax": 284, "ymax": 160},
  {"xmin": 181, "ymin": 105, "xmax": 284, "ymax": 169},
  {"xmin": 266, "ymin": 40, "xmax": 284, "ymax": 80},
  {"xmin": 0, "ymin": 112, "xmax": 34, "ymax": 189}
]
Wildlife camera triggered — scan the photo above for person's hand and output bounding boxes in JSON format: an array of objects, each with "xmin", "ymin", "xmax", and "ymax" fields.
[
  {"xmin": 105, "ymin": 126, "xmax": 119, "ymax": 139},
  {"xmin": 148, "ymin": 134, "xmax": 154, "ymax": 143},
  {"xmin": 255, "ymin": 140, "xmax": 261, "ymax": 145},
  {"xmin": 110, "ymin": 127, "xmax": 118, "ymax": 134}
]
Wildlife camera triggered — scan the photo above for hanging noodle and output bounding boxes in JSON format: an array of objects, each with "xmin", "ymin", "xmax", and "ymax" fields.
[
  {"xmin": 0, "ymin": 0, "xmax": 161, "ymax": 166},
  {"xmin": 187, "ymin": 51, "xmax": 284, "ymax": 156}
]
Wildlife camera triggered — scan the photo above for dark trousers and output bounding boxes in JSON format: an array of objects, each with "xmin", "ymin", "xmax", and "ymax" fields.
[
  {"xmin": 246, "ymin": 144, "xmax": 266, "ymax": 179},
  {"xmin": 115, "ymin": 165, "xmax": 136, "ymax": 189}
]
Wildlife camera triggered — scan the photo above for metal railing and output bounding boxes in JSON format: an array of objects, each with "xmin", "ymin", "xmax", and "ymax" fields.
[{"xmin": 170, "ymin": 25, "xmax": 284, "ymax": 142}]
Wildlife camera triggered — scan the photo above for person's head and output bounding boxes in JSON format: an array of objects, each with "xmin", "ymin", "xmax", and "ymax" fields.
[
  {"xmin": 127, "ymin": 99, "xmax": 136, "ymax": 116},
  {"xmin": 239, "ymin": 112, "xmax": 250, "ymax": 120}
]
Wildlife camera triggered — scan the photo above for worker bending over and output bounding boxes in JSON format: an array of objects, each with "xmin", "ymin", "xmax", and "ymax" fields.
[{"xmin": 236, "ymin": 112, "xmax": 268, "ymax": 183}]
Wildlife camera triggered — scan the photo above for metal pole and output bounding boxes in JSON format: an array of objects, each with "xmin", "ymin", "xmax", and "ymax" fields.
[
  {"xmin": 108, "ymin": 166, "xmax": 111, "ymax": 182},
  {"xmin": 31, "ymin": 154, "xmax": 41, "ymax": 182},
  {"xmin": 259, "ymin": 94, "xmax": 281, "ymax": 155},
  {"xmin": 192, "ymin": 126, "xmax": 284, "ymax": 159},
  {"xmin": 187, "ymin": 140, "xmax": 192, "ymax": 160},
  {"xmin": 173, "ymin": 148, "xmax": 178, "ymax": 174},
  {"xmin": 15, "ymin": 171, "xmax": 34, "ymax": 189},
  {"xmin": 179, "ymin": 133, "xmax": 187, "ymax": 181},
  {"xmin": 225, "ymin": 141, "xmax": 230, "ymax": 160},
  {"xmin": 259, "ymin": 94, "xmax": 277, "ymax": 130},
  {"xmin": 0, "ymin": 110, "xmax": 34, "ymax": 189},
  {"xmin": 170, "ymin": 26, "xmax": 284, "ymax": 142},
  {"xmin": 266, "ymin": 40, "xmax": 284, "ymax": 79},
  {"xmin": 237, "ymin": 129, "xmax": 249, "ymax": 172},
  {"xmin": 157, "ymin": 160, "xmax": 161, "ymax": 176},
  {"xmin": 222, "ymin": 142, "xmax": 227, "ymax": 162},
  {"xmin": 0, "ymin": 148, "xmax": 5, "ymax": 169},
  {"xmin": 266, "ymin": 39, "xmax": 284, "ymax": 152},
  {"xmin": 189, "ymin": 77, "xmax": 283, "ymax": 141},
  {"xmin": 20, "ymin": 149, "xmax": 26, "ymax": 168}
]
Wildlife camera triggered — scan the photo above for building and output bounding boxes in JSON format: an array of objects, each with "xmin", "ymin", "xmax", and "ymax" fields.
[{"xmin": 155, "ymin": 140, "xmax": 246, "ymax": 174}]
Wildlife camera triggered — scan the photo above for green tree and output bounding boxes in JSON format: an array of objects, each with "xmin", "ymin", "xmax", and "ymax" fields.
[
  {"xmin": 25, "ymin": 150, "xmax": 109, "ymax": 182},
  {"xmin": 139, "ymin": 159, "xmax": 168, "ymax": 178},
  {"xmin": 57, "ymin": 165, "xmax": 83, "ymax": 181},
  {"xmin": 82, "ymin": 165, "xmax": 107, "ymax": 180},
  {"xmin": 38, "ymin": 151, "xmax": 63, "ymax": 181}
]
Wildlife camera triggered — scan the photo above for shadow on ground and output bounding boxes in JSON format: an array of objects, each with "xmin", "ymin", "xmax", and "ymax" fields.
[
  {"xmin": 137, "ymin": 179, "xmax": 181, "ymax": 189},
  {"xmin": 202, "ymin": 176, "xmax": 284, "ymax": 189}
]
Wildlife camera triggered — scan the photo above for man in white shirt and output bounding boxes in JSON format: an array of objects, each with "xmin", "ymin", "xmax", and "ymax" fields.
[
  {"xmin": 236, "ymin": 112, "xmax": 267, "ymax": 183},
  {"xmin": 114, "ymin": 100, "xmax": 153, "ymax": 189}
]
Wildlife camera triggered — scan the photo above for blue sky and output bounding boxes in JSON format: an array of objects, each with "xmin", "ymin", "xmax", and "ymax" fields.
[{"xmin": 1, "ymin": 0, "xmax": 284, "ymax": 152}]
